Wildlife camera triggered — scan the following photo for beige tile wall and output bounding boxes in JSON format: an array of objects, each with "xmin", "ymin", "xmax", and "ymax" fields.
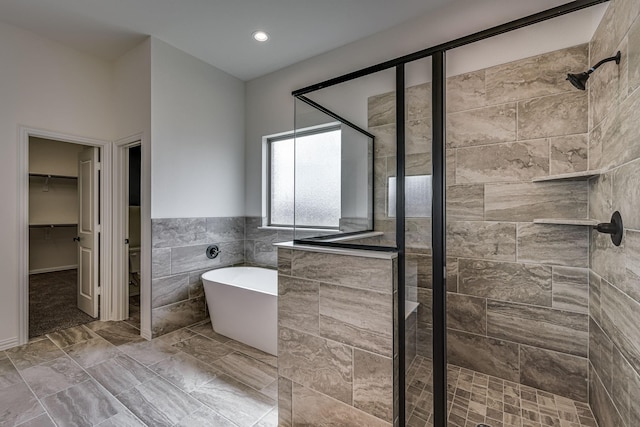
[
  {"xmin": 587, "ymin": 0, "xmax": 640, "ymax": 425},
  {"xmin": 277, "ymin": 248, "xmax": 398, "ymax": 426},
  {"xmin": 368, "ymin": 43, "xmax": 593, "ymax": 402}
]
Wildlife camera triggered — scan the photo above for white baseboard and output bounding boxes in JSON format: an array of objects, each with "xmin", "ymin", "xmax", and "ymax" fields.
[
  {"xmin": 0, "ymin": 337, "xmax": 19, "ymax": 351},
  {"xmin": 29, "ymin": 265, "xmax": 78, "ymax": 275},
  {"xmin": 141, "ymin": 328, "xmax": 153, "ymax": 340}
]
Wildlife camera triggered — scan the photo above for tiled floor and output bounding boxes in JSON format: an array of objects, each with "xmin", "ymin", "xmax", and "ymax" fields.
[
  {"xmin": 0, "ymin": 320, "xmax": 277, "ymax": 426},
  {"xmin": 406, "ymin": 356, "xmax": 598, "ymax": 427}
]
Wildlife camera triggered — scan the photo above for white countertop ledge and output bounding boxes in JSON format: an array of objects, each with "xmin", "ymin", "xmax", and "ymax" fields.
[{"xmin": 274, "ymin": 241, "xmax": 398, "ymax": 260}]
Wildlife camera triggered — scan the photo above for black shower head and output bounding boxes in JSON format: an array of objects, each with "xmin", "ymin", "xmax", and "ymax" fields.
[
  {"xmin": 566, "ymin": 72, "xmax": 590, "ymax": 90},
  {"xmin": 566, "ymin": 51, "xmax": 621, "ymax": 90}
]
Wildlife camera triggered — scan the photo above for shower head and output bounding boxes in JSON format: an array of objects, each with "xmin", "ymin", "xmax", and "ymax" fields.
[{"xmin": 566, "ymin": 51, "xmax": 621, "ymax": 90}]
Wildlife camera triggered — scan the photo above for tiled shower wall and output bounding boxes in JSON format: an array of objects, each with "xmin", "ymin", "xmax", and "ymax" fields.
[
  {"xmin": 151, "ymin": 217, "xmax": 245, "ymax": 337},
  {"xmin": 587, "ymin": 0, "xmax": 640, "ymax": 425},
  {"xmin": 368, "ymin": 44, "xmax": 593, "ymax": 401}
]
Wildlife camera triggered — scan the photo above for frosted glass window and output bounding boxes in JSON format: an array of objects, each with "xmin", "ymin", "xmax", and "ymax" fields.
[
  {"xmin": 388, "ymin": 175, "xmax": 432, "ymax": 218},
  {"xmin": 269, "ymin": 128, "xmax": 341, "ymax": 227}
]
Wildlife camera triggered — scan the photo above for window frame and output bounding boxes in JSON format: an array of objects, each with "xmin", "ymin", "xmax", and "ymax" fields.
[{"xmin": 266, "ymin": 123, "xmax": 342, "ymax": 229}]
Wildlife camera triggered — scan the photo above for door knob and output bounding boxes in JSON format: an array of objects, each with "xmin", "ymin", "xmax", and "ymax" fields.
[{"xmin": 73, "ymin": 237, "xmax": 80, "ymax": 242}]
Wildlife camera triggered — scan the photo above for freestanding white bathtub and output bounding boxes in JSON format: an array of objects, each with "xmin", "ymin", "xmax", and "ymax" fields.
[{"xmin": 202, "ymin": 267, "xmax": 278, "ymax": 356}]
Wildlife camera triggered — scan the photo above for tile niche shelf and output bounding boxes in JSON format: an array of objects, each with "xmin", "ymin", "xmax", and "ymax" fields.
[
  {"xmin": 532, "ymin": 169, "xmax": 604, "ymax": 226},
  {"xmin": 532, "ymin": 168, "xmax": 604, "ymax": 182}
]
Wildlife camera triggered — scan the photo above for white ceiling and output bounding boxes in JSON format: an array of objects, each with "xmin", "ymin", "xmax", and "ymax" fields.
[{"xmin": 0, "ymin": 0, "xmax": 586, "ymax": 81}]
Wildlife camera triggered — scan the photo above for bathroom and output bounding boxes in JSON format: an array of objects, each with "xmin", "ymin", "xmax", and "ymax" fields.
[{"xmin": 0, "ymin": 0, "xmax": 639, "ymax": 426}]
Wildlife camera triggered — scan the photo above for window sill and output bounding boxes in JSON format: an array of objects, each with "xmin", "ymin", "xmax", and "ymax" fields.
[{"xmin": 258, "ymin": 226, "xmax": 340, "ymax": 233}]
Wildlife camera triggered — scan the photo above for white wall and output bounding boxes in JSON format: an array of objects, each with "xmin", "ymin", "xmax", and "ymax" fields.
[
  {"xmin": 0, "ymin": 22, "xmax": 114, "ymax": 346},
  {"xmin": 151, "ymin": 38, "xmax": 245, "ymax": 218},
  {"xmin": 244, "ymin": 0, "xmax": 608, "ymax": 216}
]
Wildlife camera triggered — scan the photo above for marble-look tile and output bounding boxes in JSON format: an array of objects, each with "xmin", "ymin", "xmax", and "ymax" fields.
[
  {"xmin": 590, "ymin": 229, "xmax": 626, "ymax": 289},
  {"xmin": 292, "ymin": 382, "xmax": 391, "ymax": 427},
  {"xmin": 191, "ymin": 374, "xmax": 275, "ymax": 427},
  {"xmin": 552, "ymin": 267, "xmax": 589, "ymax": 314},
  {"xmin": 96, "ymin": 410, "xmax": 146, "ymax": 427},
  {"xmin": 417, "ymin": 288, "xmax": 432, "ymax": 331},
  {"xmin": 0, "ymin": 357, "xmax": 23, "ymax": 390},
  {"xmin": 17, "ymin": 414, "xmax": 56, "ymax": 427},
  {"xmin": 173, "ymin": 334, "xmax": 233, "ymax": 363},
  {"xmin": 368, "ymin": 91, "xmax": 395, "ymax": 127},
  {"xmin": 5, "ymin": 338, "xmax": 65, "ymax": 370},
  {"xmin": 319, "ymin": 284, "xmax": 393, "ymax": 356},
  {"xmin": 406, "ymin": 118, "xmax": 432, "ymax": 155},
  {"xmin": 406, "ymin": 82, "xmax": 431, "ymax": 121},
  {"xmin": 187, "ymin": 321, "xmax": 231, "ymax": 343},
  {"xmin": 152, "ymin": 296, "xmax": 207, "ymax": 336},
  {"xmin": 447, "ymin": 103, "xmax": 516, "ymax": 148},
  {"xmin": 447, "ymin": 70, "xmax": 486, "ymax": 113},
  {"xmin": 589, "ymin": 365, "xmax": 625, "ymax": 427},
  {"xmin": 458, "ymin": 259, "xmax": 552, "ymax": 306},
  {"xmin": 405, "ymin": 218, "xmax": 431, "ymax": 251},
  {"xmin": 0, "ymin": 381, "xmax": 45, "ymax": 425},
  {"xmin": 625, "ymin": 230, "xmax": 640, "ymax": 305},
  {"xmin": 279, "ymin": 376, "xmax": 293, "ymax": 427},
  {"xmin": 252, "ymin": 240, "xmax": 278, "ymax": 267},
  {"xmin": 152, "ymin": 274, "xmax": 189, "ymax": 309},
  {"xmin": 600, "ymin": 278, "xmax": 640, "ymax": 376},
  {"xmin": 447, "ymin": 257, "xmax": 459, "ymax": 292},
  {"xmin": 447, "ymin": 330, "xmax": 520, "ymax": 382},
  {"xmin": 447, "ymin": 293, "xmax": 487, "ymax": 335},
  {"xmin": 612, "ymin": 158, "xmax": 640, "ymax": 231},
  {"xmin": 205, "ymin": 217, "xmax": 244, "ymax": 243},
  {"xmin": 485, "ymin": 45, "xmax": 588, "ymax": 104},
  {"xmin": 456, "ymin": 139, "xmax": 549, "ymax": 183},
  {"xmin": 590, "ymin": 44, "xmax": 624, "ymax": 131},
  {"xmin": 152, "ymin": 248, "xmax": 171, "ymax": 279},
  {"xmin": 485, "ymin": 181, "xmax": 588, "ymax": 222},
  {"xmin": 291, "ymin": 250, "xmax": 393, "ymax": 294},
  {"xmin": 519, "ymin": 346, "xmax": 588, "ymax": 402},
  {"xmin": 149, "ymin": 352, "xmax": 220, "ymax": 393},
  {"xmin": 611, "ymin": 347, "xmax": 633, "ymax": 426},
  {"xmin": 43, "ymin": 379, "xmax": 124, "ymax": 426},
  {"xmin": 370, "ymin": 124, "xmax": 396, "ymax": 158},
  {"xmin": 187, "ymin": 269, "xmax": 208, "ymax": 299},
  {"xmin": 278, "ymin": 327, "xmax": 352, "ymax": 404},
  {"xmin": 170, "ymin": 244, "xmax": 222, "ymax": 274},
  {"xmin": 630, "ymin": 15, "xmax": 640, "ymax": 93},
  {"xmin": 446, "ymin": 184, "xmax": 484, "ymax": 221},
  {"xmin": 88, "ymin": 321, "xmax": 144, "ymax": 346},
  {"xmin": 117, "ymin": 376, "xmax": 202, "ymax": 426},
  {"xmin": 278, "ymin": 275, "xmax": 319, "ymax": 334},
  {"xmin": 589, "ymin": 270, "xmax": 602, "ymax": 325},
  {"xmin": 486, "ymin": 300, "xmax": 588, "ymax": 357},
  {"xmin": 589, "ymin": 317, "xmax": 613, "ymax": 390},
  {"xmin": 629, "ymin": 361, "xmax": 640, "ymax": 427},
  {"xmin": 259, "ymin": 379, "xmax": 278, "ymax": 400},
  {"xmin": 63, "ymin": 337, "xmax": 122, "ymax": 368},
  {"xmin": 152, "ymin": 218, "xmax": 207, "ymax": 249},
  {"xmin": 245, "ymin": 217, "xmax": 269, "ymax": 239},
  {"xmin": 174, "ymin": 406, "xmax": 236, "ymax": 427},
  {"xmin": 47, "ymin": 325, "xmax": 96, "ymax": 348},
  {"xmin": 549, "ymin": 134, "xmax": 588, "ymax": 175},
  {"xmin": 589, "ymin": 121, "xmax": 603, "ymax": 170},
  {"xmin": 22, "ymin": 356, "xmax": 89, "ymax": 398},
  {"xmin": 598, "ymin": 80, "xmax": 640, "ymax": 169},
  {"xmin": 416, "ymin": 322, "xmax": 433, "ymax": 360},
  {"xmin": 211, "ymin": 351, "xmax": 276, "ymax": 390},
  {"xmin": 447, "ymin": 221, "xmax": 516, "ymax": 261},
  {"xmin": 589, "ymin": 172, "xmax": 613, "ymax": 222},
  {"xmin": 223, "ymin": 339, "xmax": 278, "ymax": 368},
  {"xmin": 353, "ymin": 349, "xmax": 393, "ymax": 422},
  {"xmin": 277, "ymin": 248, "xmax": 292, "ymax": 275},
  {"xmin": 254, "ymin": 407, "xmax": 278, "ymax": 427},
  {"xmin": 119, "ymin": 339, "xmax": 180, "ymax": 366},
  {"xmin": 446, "ymin": 149, "xmax": 456, "ymax": 186},
  {"xmin": 517, "ymin": 223, "xmax": 589, "ymax": 267},
  {"xmin": 518, "ymin": 91, "xmax": 588, "ymax": 140},
  {"xmin": 87, "ymin": 354, "xmax": 155, "ymax": 396}
]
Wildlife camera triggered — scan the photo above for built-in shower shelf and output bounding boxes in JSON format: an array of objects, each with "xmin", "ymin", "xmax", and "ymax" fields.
[
  {"xmin": 532, "ymin": 169, "xmax": 604, "ymax": 182},
  {"xmin": 533, "ymin": 218, "xmax": 598, "ymax": 226}
]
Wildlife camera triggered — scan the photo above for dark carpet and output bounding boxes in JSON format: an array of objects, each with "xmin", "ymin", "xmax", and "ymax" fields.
[{"xmin": 29, "ymin": 269, "xmax": 95, "ymax": 338}]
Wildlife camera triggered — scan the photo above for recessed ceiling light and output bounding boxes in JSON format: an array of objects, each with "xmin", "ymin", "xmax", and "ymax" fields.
[{"xmin": 252, "ymin": 31, "xmax": 269, "ymax": 42}]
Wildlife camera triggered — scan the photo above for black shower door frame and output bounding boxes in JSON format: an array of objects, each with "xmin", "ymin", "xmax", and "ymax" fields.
[{"xmin": 291, "ymin": 1, "xmax": 608, "ymax": 425}]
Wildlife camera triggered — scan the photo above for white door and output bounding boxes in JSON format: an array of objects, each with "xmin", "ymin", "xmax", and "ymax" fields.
[{"xmin": 77, "ymin": 147, "xmax": 100, "ymax": 317}]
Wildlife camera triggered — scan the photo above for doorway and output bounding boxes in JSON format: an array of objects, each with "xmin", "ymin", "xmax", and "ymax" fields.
[
  {"xmin": 27, "ymin": 137, "xmax": 101, "ymax": 338},
  {"xmin": 124, "ymin": 144, "xmax": 141, "ymax": 330}
]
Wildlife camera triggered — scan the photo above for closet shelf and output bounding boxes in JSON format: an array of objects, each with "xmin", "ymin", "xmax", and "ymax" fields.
[
  {"xmin": 533, "ymin": 218, "xmax": 598, "ymax": 226},
  {"xmin": 29, "ymin": 173, "xmax": 77, "ymax": 180},
  {"xmin": 532, "ymin": 169, "xmax": 604, "ymax": 182},
  {"xmin": 29, "ymin": 223, "xmax": 78, "ymax": 228}
]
